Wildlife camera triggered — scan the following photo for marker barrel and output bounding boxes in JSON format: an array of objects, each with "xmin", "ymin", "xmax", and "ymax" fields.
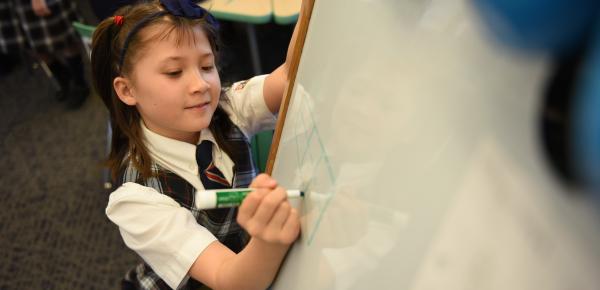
[{"xmin": 196, "ymin": 188, "xmax": 303, "ymax": 209}]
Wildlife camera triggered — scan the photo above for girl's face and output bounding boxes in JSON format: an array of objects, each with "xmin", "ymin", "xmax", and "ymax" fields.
[{"xmin": 120, "ymin": 24, "xmax": 221, "ymax": 144}]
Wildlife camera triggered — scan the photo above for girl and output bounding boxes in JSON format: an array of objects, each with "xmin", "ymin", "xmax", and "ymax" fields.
[{"xmin": 91, "ymin": 0, "xmax": 304, "ymax": 289}]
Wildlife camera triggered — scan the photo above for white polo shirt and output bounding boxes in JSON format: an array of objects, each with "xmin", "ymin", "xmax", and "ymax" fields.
[{"xmin": 105, "ymin": 75, "xmax": 276, "ymax": 289}]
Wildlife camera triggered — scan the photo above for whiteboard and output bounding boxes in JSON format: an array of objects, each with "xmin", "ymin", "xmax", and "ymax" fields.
[{"xmin": 269, "ymin": 0, "xmax": 600, "ymax": 289}]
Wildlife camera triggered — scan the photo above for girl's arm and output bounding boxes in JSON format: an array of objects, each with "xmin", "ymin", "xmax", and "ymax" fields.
[
  {"xmin": 263, "ymin": 0, "xmax": 308, "ymax": 114},
  {"xmin": 188, "ymin": 174, "xmax": 300, "ymax": 290}
]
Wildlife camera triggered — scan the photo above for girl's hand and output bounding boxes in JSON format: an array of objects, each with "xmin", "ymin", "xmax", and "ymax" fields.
[
  {"xmin": 237, "ymin": 174, "xmax": 300, "ymax": 245},
  {"xmin": 31, "ymin": 0, "xmax": 51, "ymax": 17}
]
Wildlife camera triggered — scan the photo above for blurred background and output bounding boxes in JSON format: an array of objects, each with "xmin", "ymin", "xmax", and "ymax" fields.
[
  {"xmin": 0, "ymin": 0, "xmax": 294, "ymax": 289},
  {"xmin": 2, "ymin": 0, "xmax": 600, "ymax": 289}
]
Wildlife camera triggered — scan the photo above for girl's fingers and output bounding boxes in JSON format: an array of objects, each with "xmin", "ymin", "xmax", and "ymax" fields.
[
  {"xmin": 238, "ymin": 180, "xmax": 301, "ymax": 245},
  {"xmin": 249, "ymin": 173, "xmax": 277, "ymax": 189},
  {"xmin": 281, "ymin": 208, "xmax": 300, "ymax": 243},
  {"xmin": 251, "ymin": 187, "xmax": 287, "ymax": 226},
  {"xmin": 240, "ymin": 174, "xmax": 278, "ymax": 225},
  {"xmin": 237, "ymin": 189, "xmax": 267, "ymax": 224},
  {"xmin": 269, "ymin": 202, "xmax": 291, "ymax": 230}
]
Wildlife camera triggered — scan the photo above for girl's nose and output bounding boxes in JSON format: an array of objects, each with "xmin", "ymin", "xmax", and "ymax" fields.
[{"xmin": 190, "ymin": 70, "xmax": 210, "ymax": 94}]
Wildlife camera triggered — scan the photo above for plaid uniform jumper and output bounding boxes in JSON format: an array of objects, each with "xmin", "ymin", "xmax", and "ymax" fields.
[
  {"xmin": 117, "ymin": 125, "xmax": 257, "ymax": 290},
  {"xmin": 0, "ymin": 0, "xmax": 81, "ymax": 54}
]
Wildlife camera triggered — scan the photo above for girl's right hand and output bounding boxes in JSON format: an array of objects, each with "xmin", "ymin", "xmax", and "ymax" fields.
[
  {"xmin": 31, "ymin": 0, "xmax": 51, "ymax": 17},
  {"xmin": 237, "ymin": 174, "xmax": 300, "ymax": 245}
]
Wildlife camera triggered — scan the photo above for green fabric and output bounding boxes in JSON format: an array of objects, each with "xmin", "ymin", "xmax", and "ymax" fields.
[
  {"xmin": 72, "ymin": 21, "xmax": 95, "ymax": 38},
  {"xmin": 251, "ymin": 130, "xmax": 273, "ymax": 172}
]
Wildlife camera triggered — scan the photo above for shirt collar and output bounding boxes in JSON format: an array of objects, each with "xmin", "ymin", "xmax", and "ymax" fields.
[
  {"xmin": 198, "ymin": 127, "xmax": 217, "ymax": 145},
  {"xmin": 141, "ymin": 121, "xmax": 215, "ymax": 175}
]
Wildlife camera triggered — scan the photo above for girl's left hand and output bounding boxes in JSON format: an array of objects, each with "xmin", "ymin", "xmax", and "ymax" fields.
[
  {"xmin": 31, "ymin": 0, "xmax": 51, "ymax": 17},
  {"xmin": 237, "ymin": 174, "xmax": 300, "ymax": 245}
]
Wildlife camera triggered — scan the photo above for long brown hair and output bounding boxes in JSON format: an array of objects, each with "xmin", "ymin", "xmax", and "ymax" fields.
[{"xmin": 91, "ymin": 0, "xmax": 241, "ymax": 182}]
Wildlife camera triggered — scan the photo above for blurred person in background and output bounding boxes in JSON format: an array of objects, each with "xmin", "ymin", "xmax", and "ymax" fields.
[{"xmin": 0, "ymin": 0, "xmax": 89, "ymax": 109}]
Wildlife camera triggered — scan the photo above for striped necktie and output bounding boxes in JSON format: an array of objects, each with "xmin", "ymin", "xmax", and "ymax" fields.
[{"xmin": 196, "ymin": 140, "xmax": 231, "ymax": 189}]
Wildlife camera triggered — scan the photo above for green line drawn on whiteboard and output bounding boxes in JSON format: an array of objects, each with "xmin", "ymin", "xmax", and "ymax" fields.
[
  {"xmin": 300, "ymin": 128, "xmax": 316, "ymax": 166},
  {"xmin": 304, "ymin": 129, "xmax": 336, "ymax": 246},
  {"xmin": 288, "ymin": 91, "xmax": 337, "ymax": 246},
  {"xmin": 293, "ymin": 111, "xmax": 301, "ymax": 165}
]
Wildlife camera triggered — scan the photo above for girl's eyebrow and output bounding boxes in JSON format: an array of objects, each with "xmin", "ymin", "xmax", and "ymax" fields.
[
  {"xmin": 198, "ymin": 52, "xmax": 213, "ymax": 58},
  {"xmin": 160, "ymin": 56, "xmax": 184, "ymax": 65},
  {"xmin": 160, "ymin": 52, "xmax": 214, "ymax": 63}
]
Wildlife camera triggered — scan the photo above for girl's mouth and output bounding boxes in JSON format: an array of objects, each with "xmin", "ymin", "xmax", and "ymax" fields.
[{"xmin": 186, "ymin": 102, "xmax": 210, "ymax": 110}]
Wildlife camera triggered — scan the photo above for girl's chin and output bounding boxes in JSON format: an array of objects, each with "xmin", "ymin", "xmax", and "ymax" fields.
[
  {"xmin": 189, "ymin": 113, "xmax": 213, "ymax": 125},
  {"xmin": 190, "ymin": 119, "xmax": 212, "ymax": 131}
]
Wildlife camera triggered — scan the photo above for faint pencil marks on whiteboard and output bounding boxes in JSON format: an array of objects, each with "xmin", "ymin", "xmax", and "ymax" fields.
[{"xmin": 288, "ymin": 84, "xmax": 336, "ymax": 246}]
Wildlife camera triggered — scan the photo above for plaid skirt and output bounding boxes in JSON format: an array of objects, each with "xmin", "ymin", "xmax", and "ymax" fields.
[{"xmin": 0, "ymin": 0, "xmax": 81, "ymax": 55}]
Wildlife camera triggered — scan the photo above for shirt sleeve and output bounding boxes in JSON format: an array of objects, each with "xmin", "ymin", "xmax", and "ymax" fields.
[
  {"xmin": 105, "ymin": 182, "xmax": 217, "ymax": 289},
  {"xmin": 223, "ymin": 74, "xmax": 278, "ymax": 138}
]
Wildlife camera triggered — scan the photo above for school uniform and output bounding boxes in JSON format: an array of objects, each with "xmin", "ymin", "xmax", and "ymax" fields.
[
  {"xmin": 106, "ymin": 75, "xmax": 277, "ymax": 290},
  {"xmin": 0, "ymin": 0, "xmax": 81, "ymax": 54}
]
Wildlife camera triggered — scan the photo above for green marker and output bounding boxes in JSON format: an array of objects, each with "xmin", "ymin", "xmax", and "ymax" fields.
[{"xmin": 196, "ymin": 188, "xmax": 304, "ymax": 209}]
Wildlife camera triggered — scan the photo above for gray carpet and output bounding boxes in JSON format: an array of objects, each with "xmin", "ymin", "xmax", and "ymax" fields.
[{"xmin": 0, "ymin": 63, "xmax": 138, "ymax": 290}]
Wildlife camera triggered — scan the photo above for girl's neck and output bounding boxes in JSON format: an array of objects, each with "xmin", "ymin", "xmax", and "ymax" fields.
[
  {"xmin": 178, "ymin": 132, "xmax": 200, "ymax": 144},
  {"xmin": 142, "ymin": 120, "xmax": 201, "ymax": 144}
]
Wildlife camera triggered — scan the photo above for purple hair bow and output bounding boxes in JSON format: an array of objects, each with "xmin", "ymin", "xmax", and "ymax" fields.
[{"xmin": 159, "ymin": 0, "xmax": 219, "ymax": 27}]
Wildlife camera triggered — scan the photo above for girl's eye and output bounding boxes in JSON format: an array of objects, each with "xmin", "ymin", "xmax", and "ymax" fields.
[
  {"xmin": 202, "ymin": 65, "xmax": 215, "ymax": 72},
  {"xmin": 165, "ymin": 70, "xmax": 182, "ymax": 77}
]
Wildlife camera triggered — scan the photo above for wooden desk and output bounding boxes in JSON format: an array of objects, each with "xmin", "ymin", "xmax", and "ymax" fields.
[
  {"xmin": 201, "ymin": 0, "xmax": 272, "ymax": 24},
  {"xmin": 201, "ymin": 0, "xmax": 300, "ymax": 74},
  {"xmin": 273, "ymin": 0, "xmax": 302, "ymax": 24}
]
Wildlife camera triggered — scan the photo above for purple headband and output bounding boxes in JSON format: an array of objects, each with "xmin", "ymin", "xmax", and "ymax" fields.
[{"xmin": 117, "ymin": 0, "xmax": 218, "ymax": 71}]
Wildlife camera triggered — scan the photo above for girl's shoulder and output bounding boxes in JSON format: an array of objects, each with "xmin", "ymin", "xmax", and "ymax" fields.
[
  {"xmin": 219, "ymin": 75, "xmax": 275, "ymax": 138},
  {"xmin": 227, "ymin": 75, "xmax": 267, "ymax": 95},
  {"xmin": 220, "ymin": 75, "xmax": 268, "ymax": 114}
]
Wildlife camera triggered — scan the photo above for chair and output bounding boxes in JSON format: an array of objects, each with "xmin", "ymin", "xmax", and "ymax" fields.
[
  {"xmin": 72, "ymin": 21, "xmax": 95, "ymax": 59},
  {"xmin": 72, "ymin": 21, "xmax": 113, "ymax": 190}
]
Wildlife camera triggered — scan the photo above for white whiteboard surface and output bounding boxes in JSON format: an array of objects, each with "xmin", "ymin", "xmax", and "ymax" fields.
[{"xmin": 270, "ymin": 0, "xmax": 600, "ymax": 289}]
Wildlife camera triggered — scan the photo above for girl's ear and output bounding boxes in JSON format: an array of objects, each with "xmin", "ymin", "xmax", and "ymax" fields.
[{"xmin": 113, "ymin": 76, "xmax": 137, "ymax": 106}]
